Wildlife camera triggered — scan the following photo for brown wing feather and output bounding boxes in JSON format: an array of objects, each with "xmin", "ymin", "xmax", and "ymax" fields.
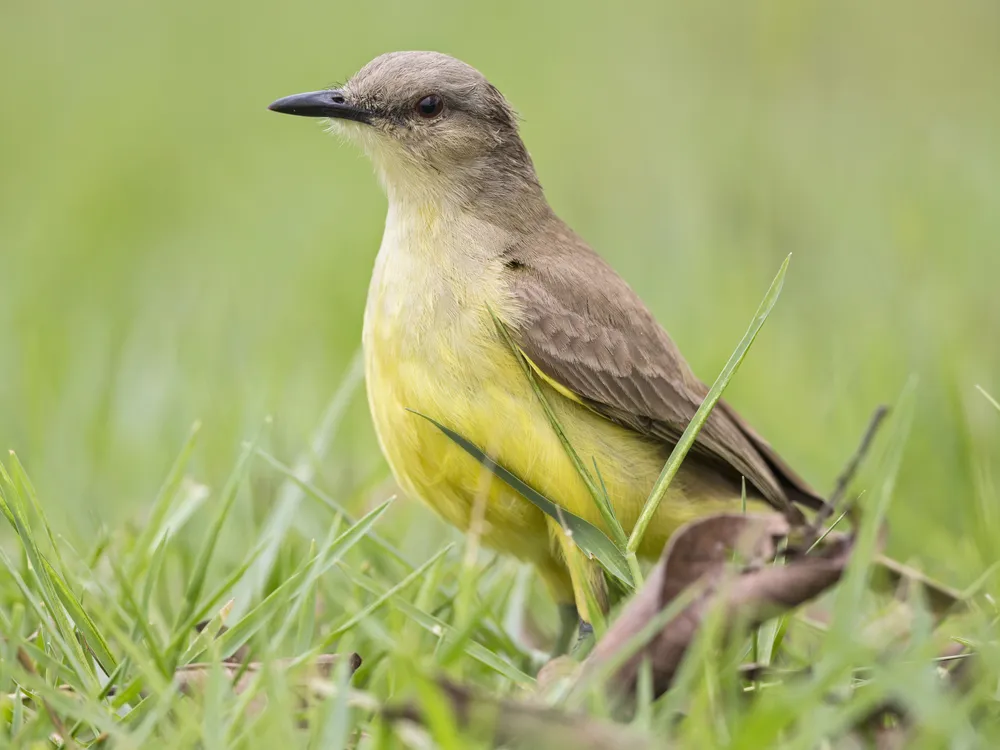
[{"xmin": 503, "ymin": 216, "xmax": 827, "ymax": 517}]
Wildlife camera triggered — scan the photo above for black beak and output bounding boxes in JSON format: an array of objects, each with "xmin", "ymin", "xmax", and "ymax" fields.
[{"xmin": 267, "ymin": 89, "xmax": 372, "ymax": 124}]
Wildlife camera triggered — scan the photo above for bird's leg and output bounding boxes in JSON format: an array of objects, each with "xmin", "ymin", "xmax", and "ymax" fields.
[
  {"xmin": 574, "ymin": 619, "xmax": 595, "ymax": 654},
  {"xmin": 546, "ymin": 516, "xmax": 608, "ymax": 634},
  {"xmin": 554, "ymin": 605, "xmax": 596, "ymax": 655},
  {"xmin": 555, "ymin": 603, "xmax": 580, "ymax": 656}
]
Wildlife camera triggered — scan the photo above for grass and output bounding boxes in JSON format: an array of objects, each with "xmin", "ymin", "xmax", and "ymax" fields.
[
  {"xmin": 1, "ymin": 380, "xmax": 998, "ymax": 747},
  {"xmin": 3, "ymin": 0, "xmax": 1000, "ymax": 745}
]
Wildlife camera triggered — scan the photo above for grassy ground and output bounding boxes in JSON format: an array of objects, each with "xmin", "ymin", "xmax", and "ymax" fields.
[
  {"xmin": 0, "ymin": 364, "xmax": 998, "ymax": 747},
  {"xmin": 2, "ymin": 0, "xmax": 1000, "ymax": 746}
]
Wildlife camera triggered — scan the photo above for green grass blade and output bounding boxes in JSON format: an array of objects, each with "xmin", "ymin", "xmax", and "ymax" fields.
[
  {"xmin": 177, "ymin": 542, "xmax": 266, "ymax": 641},
  {"xmin": 0, "ymin": 458, "xmax": 118, "ymax": 677},
  {"xmin": 145, "ymin": 478, "xmax": 210, "ymax": 556},
  {"xmin": 167, "ymin": 441, "xmax": 254, "ymax": 669},
  {"xmin": 111, "ymin": 559, "xmax": 170, "ymax": 676},
  {"xmin": 829, "ymin": 376, "xmax": 917, "ymax": 641},
  {"xmin": 232, "ymin": 525, "xmax": 336, "ymax": 658},
  {"xmin": 140, "ymin": 534, "xmax": 170, "ymax": 617},
  {"xmin": 320, "ymin": 544, "xmax": 452, "ymax": 648},
  {"xmin": 180, "ymin": 599, "xmax": 233, "ymax": 667},
  {"xmin": 7, "ymin": 452, "xmax": 65, "ymax": 572},
  {"xmin": 254, "ymin": 447, "xmax": 411, "ymax": 569},
  {"xmin": 627, "ymin": 254, "xmax": 791, "ymax": 555},
  {"xmin": 409, "ymin": 410, "xmax": 633, "ymax": 588},
  {"xmin": 312, "ymin": 656, "xmax": 355, "ymax": 750},
  {"xmin": 976, "ymin": 384, "xmax": 1000, "ymax": 413},
  {"xmin": 208, "ymin": 499, "xmax": 392, "ymax": 661},
  {"xmin": 294, "ymin": 540, "xmax": 319, "ymax": 653},
  {"xmin": 340, "ymin": 565, "xmax": 534, "ymax": 686},
  {"xmin": 233, "ymin": 353, "xmax": 364, "ymax": 615},
  {"xmin": 256, "ymin": 447, "xmax": 523, "ymax": 659},
  {"xmin": 132, "ymin": 420, "xmax": 202, "ymax": 560},
  {"xmin": 46, "ymin": 559, "xmax": 118, "ymax": 676},
  {"xmin": 0, "ymin": 547, "xmax": 92, "ymax": 685},
  {"xmin": 0, "ymin": 460, "xmax": 95, "ymax": 686},
  {"xmin": 435, "ymin": 584, "xmax": 503, "ymax": 668}
]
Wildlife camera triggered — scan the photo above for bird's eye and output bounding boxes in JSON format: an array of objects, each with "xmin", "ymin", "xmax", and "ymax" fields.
[{"xmin": 415, "ymin": 95, "xmax": 444, "ymax": 118}]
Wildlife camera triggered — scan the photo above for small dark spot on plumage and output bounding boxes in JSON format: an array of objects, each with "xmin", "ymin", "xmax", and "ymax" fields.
[{"xmin": 505, "ymin": 258, "xmax": 526, "ymax": 271}]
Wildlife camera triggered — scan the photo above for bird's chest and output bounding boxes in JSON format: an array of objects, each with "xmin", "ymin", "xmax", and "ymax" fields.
[
  {"xmin": 363, "ymin": 207, "xmax": 508, "ymax": 397},
  {"xmin": 361, "ymin": 206, "xmax": 529, "ymax": 489},
  {"xmin": 363, "ymin": 260, "xmax": 500, "ymax": 423}
]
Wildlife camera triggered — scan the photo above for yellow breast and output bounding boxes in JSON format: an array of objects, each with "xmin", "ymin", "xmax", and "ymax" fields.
[{"xmin": 361, "ymin": 202, "xmax": 552, "ymax": 563}]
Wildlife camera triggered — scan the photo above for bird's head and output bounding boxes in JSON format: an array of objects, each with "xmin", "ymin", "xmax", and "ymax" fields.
[{"xmin": 269, "ymin": 51, "xmax": 541, "ymax": 208}]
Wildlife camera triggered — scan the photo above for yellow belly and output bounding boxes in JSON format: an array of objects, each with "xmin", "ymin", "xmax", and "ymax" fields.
[{"xmin": 364, "ymin": 293, "xmax": 749, "ymax": 590}]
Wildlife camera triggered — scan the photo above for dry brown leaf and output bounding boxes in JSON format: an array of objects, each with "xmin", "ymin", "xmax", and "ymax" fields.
[{"xmin": 584, "ymin": 512, "xmax": 853, "ymax": 698}]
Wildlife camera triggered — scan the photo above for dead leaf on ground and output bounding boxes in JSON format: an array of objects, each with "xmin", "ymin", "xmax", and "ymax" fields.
[{"xmin": 584, "ymin": 512, "xmax": 854, "ymax": 698}]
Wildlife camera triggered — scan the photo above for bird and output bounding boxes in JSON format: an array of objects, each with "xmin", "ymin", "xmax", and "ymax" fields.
[{"xmin": 266, "ymin": 51, "xmax": 833, "ymax": 634}]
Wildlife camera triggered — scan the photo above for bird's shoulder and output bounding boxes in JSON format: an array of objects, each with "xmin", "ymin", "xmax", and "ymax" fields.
[{"xmin": 499, "ymin": 214, "xmax": 700, "ymax": 411}]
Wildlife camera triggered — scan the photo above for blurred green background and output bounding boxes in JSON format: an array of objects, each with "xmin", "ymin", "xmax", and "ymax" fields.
[{"xmin": 1, "ymin": 0, "xmax": 998, "ymax": 583}]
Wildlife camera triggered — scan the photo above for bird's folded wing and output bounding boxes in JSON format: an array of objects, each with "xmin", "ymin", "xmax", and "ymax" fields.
[{"xmin": 503, "ymin": 221, "xmax": 825, "ymax": 515}]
